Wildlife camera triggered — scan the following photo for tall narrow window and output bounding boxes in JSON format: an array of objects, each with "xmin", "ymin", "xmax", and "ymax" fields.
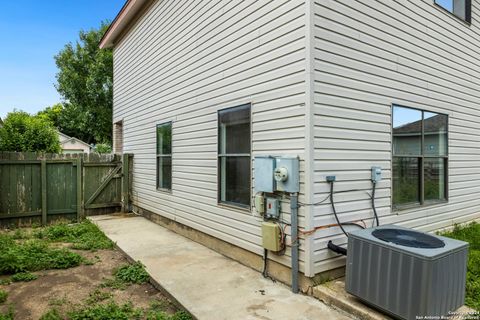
[
  {"xmin": 113, "ymin": 121, "xmax": 123, "ymax": 154},
  {"xmin": 435, "ymin": 0, "xmax": 471, "ymax": 23},
  {"xmin": 392, "ymin": 106, "xmax": 448, "ymax": 208},
  {"xmin": 157, "ymin": 122, "xmax": 172, "ymax": 190},
  {"xmin": 218, "ymin": 104, "xmax": 251, "ymax": 208}
]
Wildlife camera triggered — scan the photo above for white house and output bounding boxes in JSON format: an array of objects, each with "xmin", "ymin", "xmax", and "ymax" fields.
[
  {"xmin": 58, "ymin": 132, "xmax": 91, "ymax": 154},
  {"xmin": 100, "ymin": 0, "xmax": 480, "ymax": 288}
]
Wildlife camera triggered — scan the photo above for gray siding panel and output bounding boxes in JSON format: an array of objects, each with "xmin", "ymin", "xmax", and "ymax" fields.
[
  {"xmin": 313, "ymin": 0, "xmax": 480, "ymax": 273},
  {"xmin": 113, "ymin": 0, "xmax": 309, "ymax": 271}
]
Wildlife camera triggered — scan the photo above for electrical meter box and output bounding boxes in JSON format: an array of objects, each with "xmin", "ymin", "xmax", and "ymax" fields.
[
  {"xmin": 254, "ymin": 156, "xmax": 276, "ymax": 193},
  {"xmin": 262, "ymin": 222, "xmax": 282, "ymax": 252},
  {"xmin": 275, "ymin": 157, "xmax": 300, "ymax": 193},
  {"xmin": 371, "ymin": 166, "xmax": 382, "ymax": 183}
]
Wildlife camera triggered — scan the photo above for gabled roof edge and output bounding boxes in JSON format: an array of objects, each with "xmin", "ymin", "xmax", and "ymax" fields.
[{"xmin": 99, "ymin": 0, "xmax": 150, "ymax": 49}]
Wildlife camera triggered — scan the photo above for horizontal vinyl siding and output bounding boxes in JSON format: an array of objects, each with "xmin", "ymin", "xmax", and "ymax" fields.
[
  {"xmin": 312, "ymin": 0, "xmax": 480, "ymax": 273},
  {"xmin": 113, "ymin": 0, "xmax": 309, "ymax": 271}
]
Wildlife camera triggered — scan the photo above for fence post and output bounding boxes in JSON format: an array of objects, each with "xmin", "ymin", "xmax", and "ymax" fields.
[
  {"xmin": 122, "ymin": 154, "xmax": 130, "ymax": 213},
  {"xmin": 41, "ymin": 159, "xmax": 47, "ymax": 225},
  {"xmin": 76, "ymin": 157, "xmax": 83, "ymax": 221}
]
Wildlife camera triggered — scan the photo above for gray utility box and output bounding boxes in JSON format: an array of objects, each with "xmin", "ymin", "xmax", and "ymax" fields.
[
  {"xmin": 254, "ymin": 156, "xmax": 300, "ymax": 193},
  {"xmin": 346, "ymin": 225, "xmax": 468, "ymax": 320}
]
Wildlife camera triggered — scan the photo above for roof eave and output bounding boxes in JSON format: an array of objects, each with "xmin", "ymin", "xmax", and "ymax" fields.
[{"xmin": 99, "ymin": 0, "xmax": 150, "ymax": 49}]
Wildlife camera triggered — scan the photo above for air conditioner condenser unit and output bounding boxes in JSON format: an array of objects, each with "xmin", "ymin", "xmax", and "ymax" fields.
[{"xmin": 346, "ymin": 225, "xmax": 468, "ymax": 320}]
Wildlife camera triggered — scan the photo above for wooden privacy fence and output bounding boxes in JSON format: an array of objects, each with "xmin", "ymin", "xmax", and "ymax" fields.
[{"xmin": 0, "ymin": 152, "xmax": 132, "ymax": 226}]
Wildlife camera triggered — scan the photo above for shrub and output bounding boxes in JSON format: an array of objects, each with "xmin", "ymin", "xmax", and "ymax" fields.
[
  {"xmin": 94, "ymin": 143, "xmax": 112, "ymax": 154},
  {"xmin": 0, "ymin": 110, "xmax": 61, "ymax": 153}
]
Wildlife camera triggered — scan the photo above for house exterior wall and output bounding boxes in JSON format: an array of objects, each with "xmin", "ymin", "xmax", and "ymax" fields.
[
  {"xmin": 112, "ymin": 0, "xmax": 312, "ymax": 273},
  {"xmin": 312, "ymin": 0, "xmax": 480, "ymax": 274},
  {"xmin": 60, "ymin": 140, "xmax": 91, "ymax": 154}
]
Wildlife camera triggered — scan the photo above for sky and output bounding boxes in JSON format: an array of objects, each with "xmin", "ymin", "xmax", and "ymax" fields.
[{"xmin": 0, "ymin": 0, "xmax": 125, "ymax": 120}]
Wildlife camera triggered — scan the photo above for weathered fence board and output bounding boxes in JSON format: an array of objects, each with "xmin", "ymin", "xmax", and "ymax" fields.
[{"xmin": 0, "ymin": 152, "xmax": 132, "ymax": 226}]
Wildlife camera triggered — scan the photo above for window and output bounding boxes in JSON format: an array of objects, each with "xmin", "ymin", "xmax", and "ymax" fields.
[
  {"xmin": 113, "ymin": 121, "xmax": 123, "ymax": 154},
  {"xmin": 392, "ymin": 106, "xmax": 448, "ymax": 208},
  {"xmin": 156, "ymin": 122, "xmax": 172, "ymax": 190},
  {"xmin": 435, "ymin": 0, "xmax": 471, "ymax": 23},
  {"xmin": 218, "ymin": 104, "xmax": 251, "ymax": 208}
]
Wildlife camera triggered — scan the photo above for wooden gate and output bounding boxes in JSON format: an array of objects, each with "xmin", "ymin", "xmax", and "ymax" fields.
[{"xmin": 0, "ymin": 152, "xmax": 132, "ymax": 226}]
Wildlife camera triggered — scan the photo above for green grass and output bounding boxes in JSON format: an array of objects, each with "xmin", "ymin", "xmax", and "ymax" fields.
[
  {"xmin": 39, "ymin": 308, "xmax": 62, "ymax": 320},
  {"xmin": 101, "ymin": 262, "xmax": 150, "ymax": 290},
  {"xmin": 11, "ymin": 272, "xmax": 38, "ymax": 282},
  {"xmin": 0, "ymin": 306, "xmax": 14, "ymax": 320},
  {"xmin": 0, "ymin": 220, "xmax": 112, "ymax": 277},
  {"xmin": 86, "ymin": 289, "xmax": 113, "ymax": 305},
  {"xmin": 114, "ymin": 262, "xmax": 150, "ymax": 284},
  {"xmin": 40, "ymin": 301, "xmax": 192, "ymax": 320},
  {"xmin": 34, "ymin": 220, "xmax": 114, "ymax": 251},
  {"xmin": 0, "ymin": 290, "xmax": 7, "ymax": 304},
  {"xmin": 441, "ymin": 222, "xmax": 480, "ymax": 310},
  {"xmin": 0, "ymin": 236, "xmax": 83, "ymax": 275}
]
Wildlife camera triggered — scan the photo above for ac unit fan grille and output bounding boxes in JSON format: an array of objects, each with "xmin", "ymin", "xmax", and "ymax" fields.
[{"xmin": 372, "ymin": 228, "xmax": 445, "ymax": 249}]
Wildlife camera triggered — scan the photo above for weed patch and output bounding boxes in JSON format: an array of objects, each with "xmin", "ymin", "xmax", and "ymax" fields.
[
  {"xmin": 86, "ymin": 289, "xmax": 113, "ymax": 304},
  {"xmin": 39, "ymin": 308, "xmax": 62, "ymax": 320},
  {"xmin": 11, "ymin": 272, "xmax": 38, "ymax": 282},
  {"xmin": 114, "ymin": 262, "xmax": 149, "ymax": 284},
  {"xmin": 0, "ymin": 290, "xmax": 7, "ymax": 303},
  {"xmin": 0, "ymin": 238, "xmax": 83, "ymax": 275},
  {"xmin": 34, "ymin": 220, "xmax": 114, "ymax": 251},
  {"xmin": 41, "ymin": 300, "xmax": 192, "ymax": 320},
  {"xmin": 0, "ymin": 305, "xmax": 14, "ymax": 320},
  {"xmin": 442, "ymin": 222, "xmax": 480, "ymax": 310},
  {"xmin": 100, "ymin": 262, "xmax": 150, "ymax": 291}
]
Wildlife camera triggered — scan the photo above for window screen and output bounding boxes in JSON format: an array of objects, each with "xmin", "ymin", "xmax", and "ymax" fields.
[
  {"xmin": 392, "ymin": 106, "xmax": 448, "ymax": 207},
  {"xmin": 218, "ymin": 104, "xmax": 251, "ymax": 207}
]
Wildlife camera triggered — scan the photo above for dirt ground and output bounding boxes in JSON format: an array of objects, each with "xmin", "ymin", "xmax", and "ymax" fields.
[{"xmin": 0, "ymin": 248, "xmax": 179, "ymax": 320}]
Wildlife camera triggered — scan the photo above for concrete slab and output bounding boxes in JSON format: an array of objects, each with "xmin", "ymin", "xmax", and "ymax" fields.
[
  {"xmin": 313, "ymin": 278, "xmax": 476, "ymax": 320},
  {"xmin": 90, "ymin": 214, "xmax": 352, "ymax": 320}
]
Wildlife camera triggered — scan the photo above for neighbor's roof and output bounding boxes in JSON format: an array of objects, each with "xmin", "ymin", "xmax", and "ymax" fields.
[
  {"xmin": 57, "ymin": 131, "xmax": 91, "ymax": 149},
  {"xmin": 394, "ymin": 114, "xmax": 447, "ymax": 134},
  {"xmin": 99, "ymin": 0, "xmax": 151, "ymax": 49}
]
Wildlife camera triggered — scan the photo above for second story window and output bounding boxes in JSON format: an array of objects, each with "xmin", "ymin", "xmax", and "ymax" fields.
[
  {"xmin": 392, "ymin": 106, "xmax": 448, "ymax": 208},
  {"xmin": 157, "ymin": 122, "xmax": 172, "ymax": 191},
  {"xmin": 435, "ymin": 0, "xmax": 471, "ymax": 23}
]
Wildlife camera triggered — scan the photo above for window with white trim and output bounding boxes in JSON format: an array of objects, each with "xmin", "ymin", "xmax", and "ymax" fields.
[
  {"xmin": 218, "ymin": 104, "xmax": 251, "ymax": 208},
  {"xmin": 156, "ymin": 122, "xmax": 172, "ymax": 190},
  {"xmin": 392, "ymin": 106, "xmax": 448, "ymax": 208}
]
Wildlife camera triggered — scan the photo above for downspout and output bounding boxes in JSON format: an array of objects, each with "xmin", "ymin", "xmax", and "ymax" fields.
[
  {"xmin": 303, "ymin": 0, "xmax": 316, "ymax": 278},
  {"xmin": 290, "ymin": 193, "xmax": 299, "ymax": 293}
]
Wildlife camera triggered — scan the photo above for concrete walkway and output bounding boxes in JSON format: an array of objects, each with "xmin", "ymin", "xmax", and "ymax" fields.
[{"xmin": 90, "ymin": 214, "xmax": 351, "ymax": 320}]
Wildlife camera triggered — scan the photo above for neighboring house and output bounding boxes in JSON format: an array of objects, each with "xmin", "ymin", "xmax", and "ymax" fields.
[
  {"xmin": 58, "ymin": 132, "xmax": 91, "ymax": 154},
  {"xmin": 100, "ymin": 0, "xmax": 480, "ymax": 286}
]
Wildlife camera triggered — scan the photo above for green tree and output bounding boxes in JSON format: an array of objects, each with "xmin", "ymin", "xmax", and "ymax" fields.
[
  {"xmin": 94, "ymin": 143, "xmax": 112, "ymax": 154},
  {"xmin": 37, "ymin": 103, "xmax": 64, "ymax": 127},
  {"xmin": 54, "ymin": 21, "xmax": 112, "ymax": 144},
  {"xmin": 0, "ymin": 111, "xmax": 61, "ymax": 153},
  {"xmin": 37, "ymin": 103, "xmax": 90, "ymax": 143}
]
